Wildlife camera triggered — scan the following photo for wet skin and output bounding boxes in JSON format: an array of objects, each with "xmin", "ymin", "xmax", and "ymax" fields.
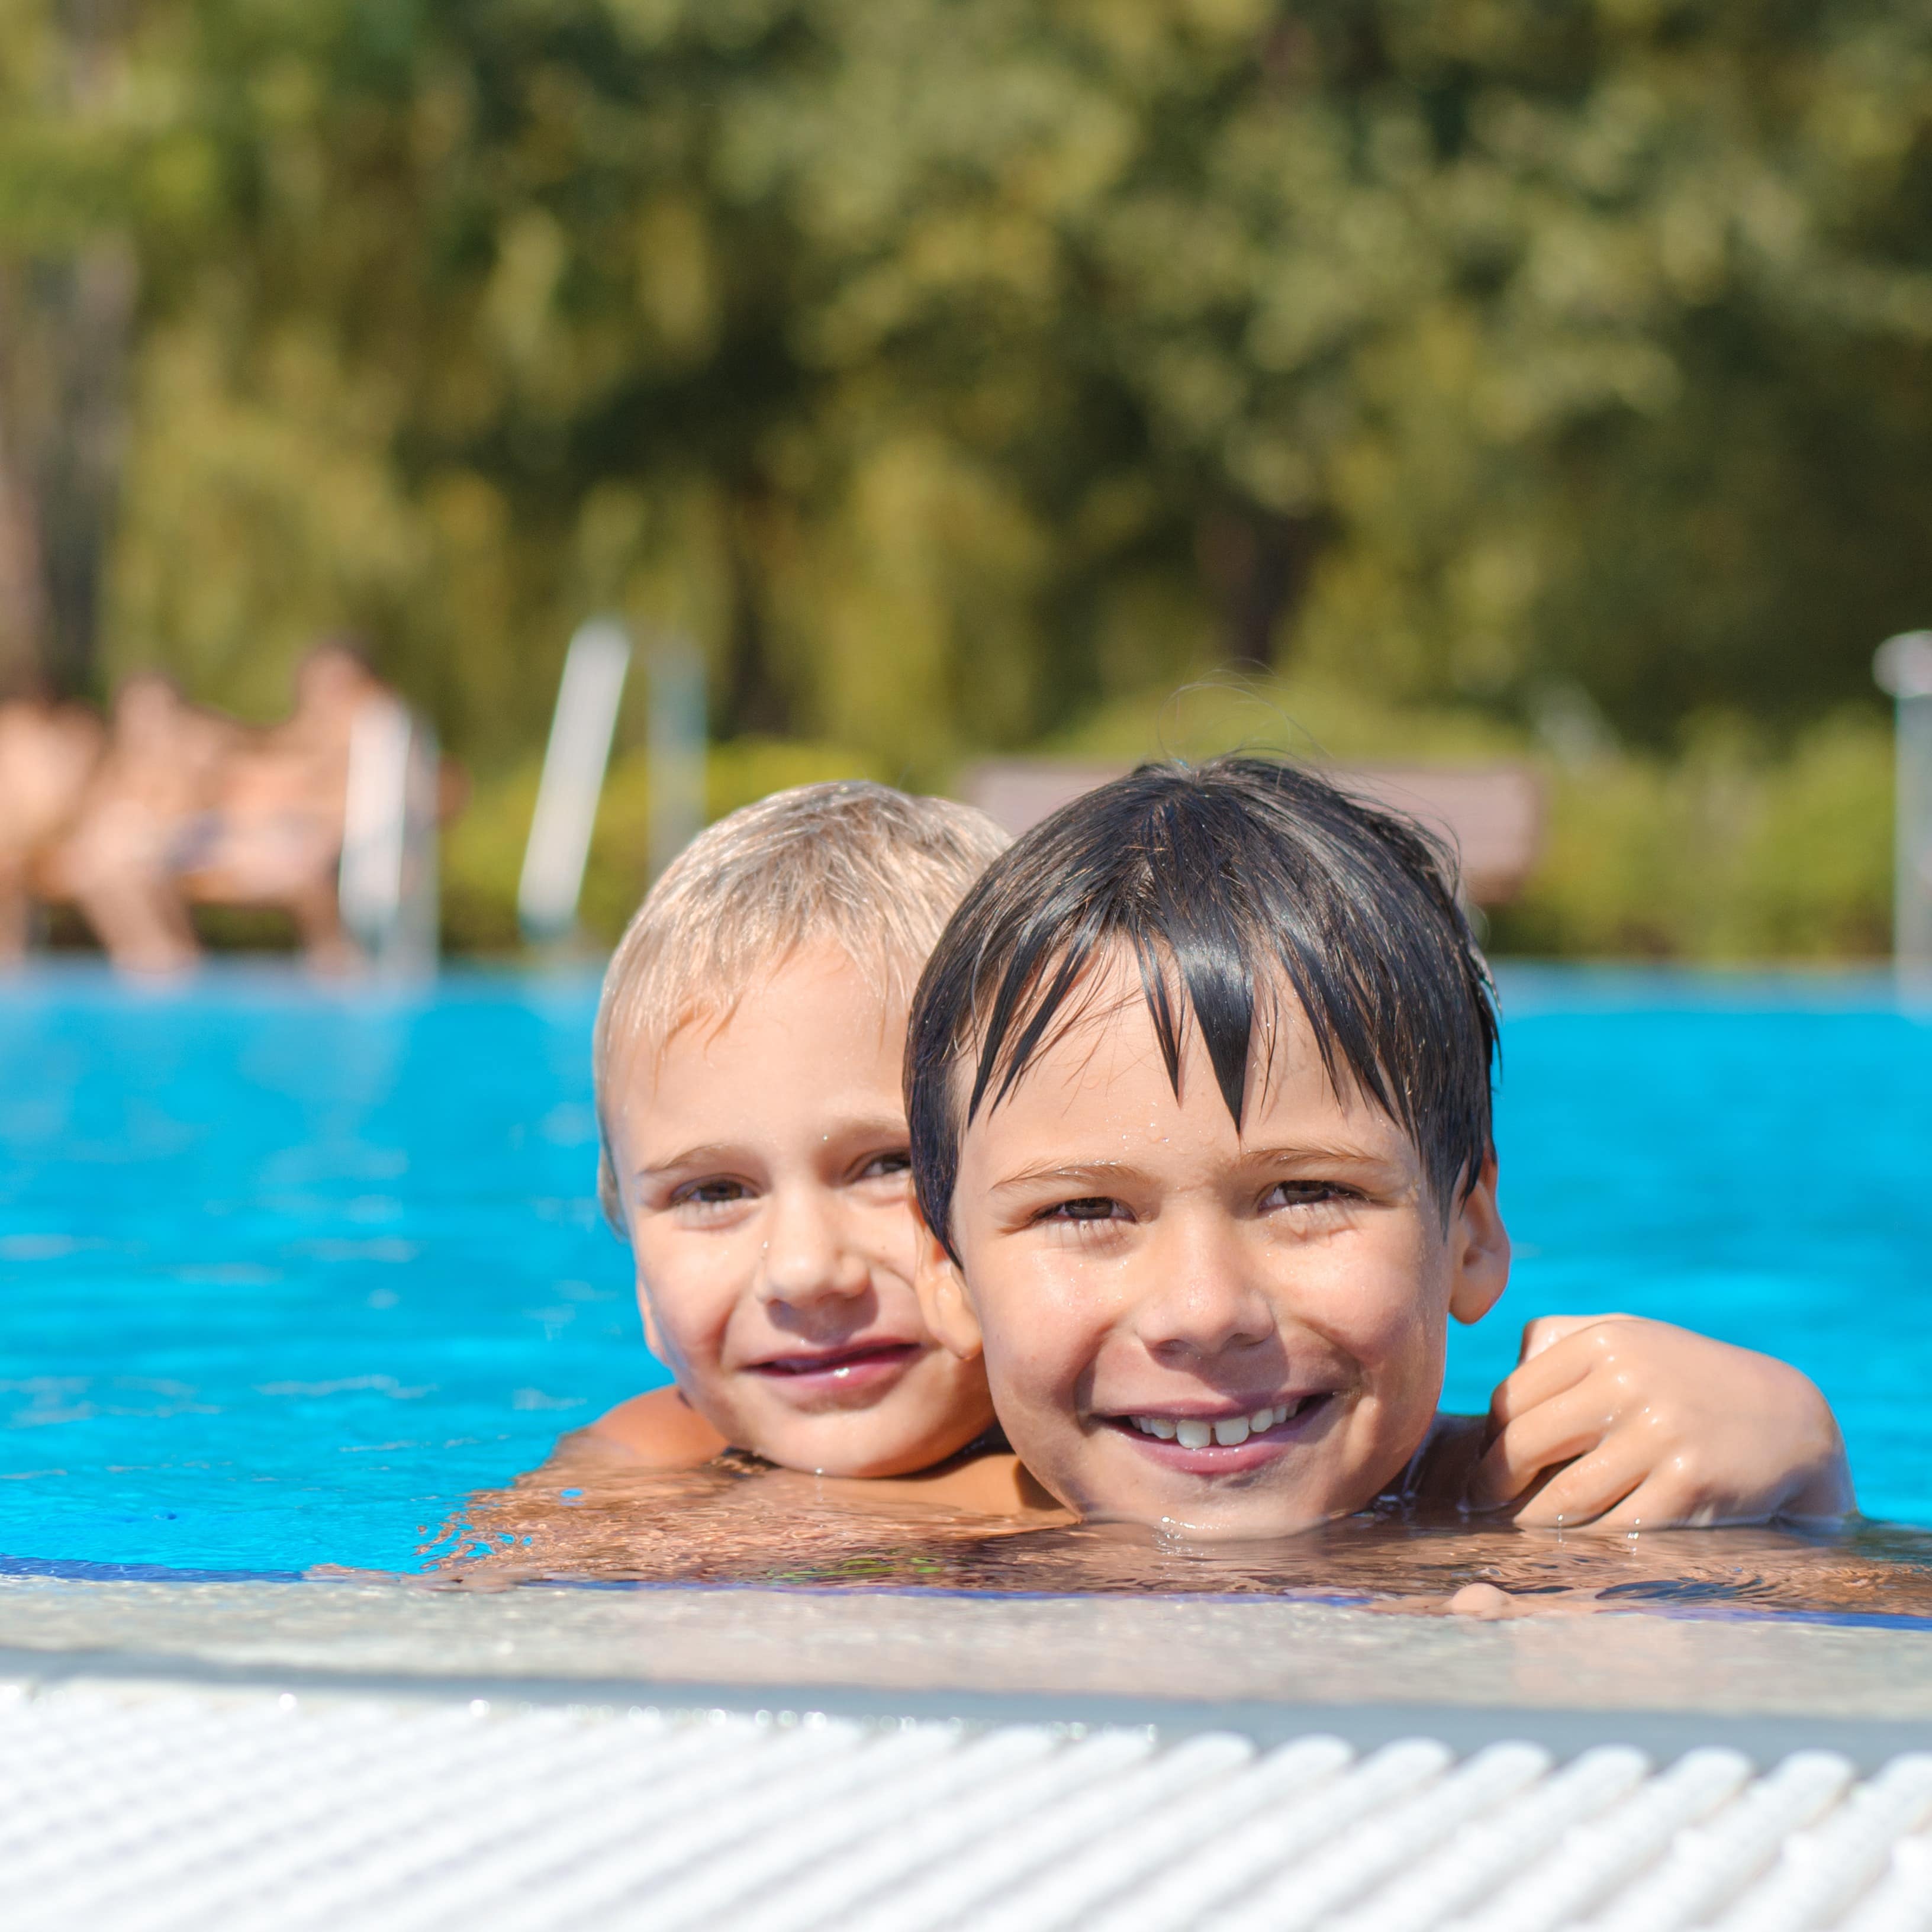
[
  {"xmin": 917, "ymin": 959, "xmax": 1511, "ymax": 1539},
  {"xmin": 598, "ymin": 941, "xmax": 995, "ymax": 1478},
  {"xmin": 590, "ymin": 948, "xmax": 1849, "ymax": 1531},
  {"xmin": 432, "ymin": 1444, "xmax": 1919, "ymax": 1622}
]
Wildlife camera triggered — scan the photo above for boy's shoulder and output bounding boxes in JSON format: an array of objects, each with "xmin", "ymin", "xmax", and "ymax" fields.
[
  {"xmin": 1392, "ymin": 1412, "xmax": 1489, "ymax": 1514},
  {"xmin": 582, "ymin": 1386, "xmax": 733, "ymax": 1469},
  {"xmin": 833, "ymin": 1448, "xmax": 1070, "ymax": 1519}
]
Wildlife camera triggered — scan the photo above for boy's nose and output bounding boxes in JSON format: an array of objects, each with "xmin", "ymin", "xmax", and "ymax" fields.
[
  {"xmin": 754, "ymin": 1188, "xmax": 870, "ymax": 1307},
  {"xmin": 1129, "ymin": 1218, "xmax": 1277, "ymax": 1362}
]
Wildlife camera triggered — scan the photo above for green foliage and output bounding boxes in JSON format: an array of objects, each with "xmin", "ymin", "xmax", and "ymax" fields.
[
  {"xmin": 1493, "ymin": 712, "xmax": 1894, "ymax": 962},
  {"xmin": 1042, "ymin": 674, "xmax": 1894, "ymax": 964},
  {"xmin": 4, "ymin": 0, "xmax": 1927, "ymax": 959},
  {"xmin": 1041, "ymin": 671, "xmax": 1528, "ymax": 766},
  {"xmin": 38, "ymin": 0, "xmax": 1932, "ymax": 767}
]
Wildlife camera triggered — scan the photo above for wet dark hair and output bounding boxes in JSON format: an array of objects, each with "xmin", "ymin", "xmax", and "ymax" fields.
[{"xmin": 906, "ymin": 755, "xmax": 1498, "ymax": 1257}]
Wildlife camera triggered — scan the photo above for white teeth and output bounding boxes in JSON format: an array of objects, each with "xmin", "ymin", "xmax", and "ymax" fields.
[{"xmin": 1130, "ymin": 1405, "xmax": 1314, "ymax": 1445}]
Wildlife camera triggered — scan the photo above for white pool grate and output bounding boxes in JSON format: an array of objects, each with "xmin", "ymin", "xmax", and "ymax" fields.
[{"xmin": 4, "ymin": 1678, "xmax": 1932, "ymax": 1931}]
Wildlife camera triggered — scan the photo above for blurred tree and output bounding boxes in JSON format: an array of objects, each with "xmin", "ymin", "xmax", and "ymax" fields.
[
  {"xmin": 4, "ymin": 0, "xmax": 1928, "ymax": 769},
  {"xmin": 0, "ymin": 0, "xmax": 137, "ymax": 698}
]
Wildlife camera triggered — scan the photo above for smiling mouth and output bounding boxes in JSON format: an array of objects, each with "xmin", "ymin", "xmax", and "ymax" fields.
[
  {"xmin": 1105, "ymin": 1394, "xmax": 1333, "ymax": 1453},
  {"xmin": 751, "ymin": 1342, "xmax": 921, "ymax": 1380}
]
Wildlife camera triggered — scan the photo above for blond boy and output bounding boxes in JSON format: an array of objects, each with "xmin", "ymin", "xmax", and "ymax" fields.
[{"xmin": 586, "ymin": 781, "xmax": 1016, "ymax": 1486}]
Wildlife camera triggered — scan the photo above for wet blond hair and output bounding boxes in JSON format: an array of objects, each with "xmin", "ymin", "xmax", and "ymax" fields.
[{"xmin": 594, "ymin": 780, "xmax": 1009, "ymax": 1228}]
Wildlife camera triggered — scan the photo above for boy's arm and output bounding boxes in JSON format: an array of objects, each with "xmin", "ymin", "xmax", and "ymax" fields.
[
  {"xmin": 581, "ymin": 1385, "xmax": 733, "ymax": 1469},
  {"xmin": 1466, "ymin": 1315, "xmax": 1854, "ymax": 1529}
]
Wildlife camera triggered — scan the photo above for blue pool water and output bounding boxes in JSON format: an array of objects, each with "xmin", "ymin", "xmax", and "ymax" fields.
[{"xmin": 1, "ymin": 966, "xmax": 1929, "ymax": 1576}]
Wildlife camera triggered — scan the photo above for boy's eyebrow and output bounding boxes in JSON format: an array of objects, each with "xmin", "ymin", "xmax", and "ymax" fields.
[
  {"xmin": 988, "ymin": 1160, "xmax": 1142, "ymax": 1196},
  {"xmin": 633, "ymin": 1142, "xmax": 746, "ymax": 1178},
  {"xmin": 1241, "ymin": 1141, "xmax": 1404, "ymax": 1170},
  {"xmin": 635, "ymin": 1119, "xmax": 912, "ymax": 1177}
]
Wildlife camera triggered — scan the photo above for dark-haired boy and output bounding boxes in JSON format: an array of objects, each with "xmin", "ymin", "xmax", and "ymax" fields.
[{"xmin": 906, "ymin": 755, "xmax": 1852, "ymax": 1538}]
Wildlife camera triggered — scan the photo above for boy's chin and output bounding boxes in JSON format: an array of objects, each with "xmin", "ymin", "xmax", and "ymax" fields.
[
  {"xmin": 1046, "ymin": 1433, "xmax": 1400, "ymax": 1541},
  {"xmin": 745, "ymin": 1409, "xmax": 993, "ymax": 1481},
  {"xmin": 1086, "ymin": 1488, "xmax": 1349, "ymax": 1543}
]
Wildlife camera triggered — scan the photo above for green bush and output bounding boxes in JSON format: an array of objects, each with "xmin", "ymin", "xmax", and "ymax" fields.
[
  {"xmin": 1042, "ymin": 675, "xmax": 1895, "ymax": 963},
  {"xmin": 440, "ymin": 693, "xmax": 1896, "ymax": 964},
  {"xmin": 1492, "ymin": 711, "xmax": 1894, "ymax": 961},
  {"xmin": 1039, "ymin": 672, "xmax": 1525, "ymax": 767}
]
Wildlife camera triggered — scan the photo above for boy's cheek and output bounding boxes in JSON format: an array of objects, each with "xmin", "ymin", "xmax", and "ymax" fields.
[
  {"xmin": 630, "ymin": 1252, "xmax": 729, "ymax": 1386},
  {"xmin": 1296, "ymin": 1229, "xmax": 1457, "ymax": 1357},
  {"xmin": 635, "ymin": 1289, "xmax": 666, "ymax": 1362},
  {"xmin": 973, "ymin": 1277, "xmax": 1101, "ymax": 1411},
  {"xmin": 633, "ymin": 1281, "xmax": 688, "ymax": 1377}
]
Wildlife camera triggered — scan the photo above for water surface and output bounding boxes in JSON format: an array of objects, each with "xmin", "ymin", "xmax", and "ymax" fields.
[{"xmin": 2, "ymin": 964, "xmax": 1928, "ymax": 1606}]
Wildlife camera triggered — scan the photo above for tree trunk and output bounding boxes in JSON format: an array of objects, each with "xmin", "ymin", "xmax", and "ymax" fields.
[
  {"xmin": 34, "ymin": 243, "xmax": 136, "ymax": 697},
  {"xmin": 0, "ymin": 1, "xmax": 137, "ymax": 700},
  {"xmin": 1196, "ymin": 507, "xmax": 1327, "ymax": 670},
  {"xmin": 0, "ymin": 383, "xmax": 49, "ymax": 697}
]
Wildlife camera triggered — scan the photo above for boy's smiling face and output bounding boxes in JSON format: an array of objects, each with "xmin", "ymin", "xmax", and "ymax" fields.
[
  {"xmin": 609, "ymin": 939, "xmax": 994, "ymax": 1477},
  {"xmin": 917, "ymin": 955, "xmax": 1509, "ymax": 1537}
]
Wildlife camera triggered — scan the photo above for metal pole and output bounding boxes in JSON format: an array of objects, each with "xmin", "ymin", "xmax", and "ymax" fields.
[
  {"xmin": 339, "ymin": 695, "xmax": 440, "ymax": 979},
  {"xmin": 1875, "ymin": 631, "xmax": 1932, "ymax": 980},
  {"xmin": 395, "ymin": 717, "xmax": 440, "ymax": 977},
  {"xmin": 518, "ymin": 619, "xmax": 632, "ymax": 946},
  {"xmin": 647, "ymin": 633, "xmax": 706, "ymax": 881}
]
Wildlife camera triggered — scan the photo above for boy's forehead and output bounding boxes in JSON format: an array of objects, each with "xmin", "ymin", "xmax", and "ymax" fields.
[
  {"xmin": 613, "ymin": 937, "xmax": 910, "ymax": 1098},
  {"xmin": 967, "ymin": 948, "xmax": 1387, "ymax": 1139}
]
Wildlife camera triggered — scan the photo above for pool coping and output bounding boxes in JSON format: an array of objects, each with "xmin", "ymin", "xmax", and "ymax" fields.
[
  {"xmin": 9, "ymin": 1573, "xmax": 1932, "ymax": 1773},
  {"xmin": 8, "ymin": 1637, "xmax": 1932, "ymax": 1772}
]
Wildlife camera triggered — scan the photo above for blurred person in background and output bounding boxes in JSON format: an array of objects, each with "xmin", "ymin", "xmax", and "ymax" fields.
[
  {"xmin": 173, "ymin": 641, "xmax": 387, "ymax": 975},
  {"xmin": 0, "ymin": 696, "xmax": 104, "ymax": 965},
  {"xmin": 12, "ymin": 642, "xmax": 410, "ymax": 975},
  {"xmin": 38, "ymin": 672, "xmax": 242, "ymax": 975}
]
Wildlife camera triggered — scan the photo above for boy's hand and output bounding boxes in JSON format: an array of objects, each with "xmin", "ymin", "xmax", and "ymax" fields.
[{"xmin": 1467, "ymin": 1315, "xmax": 1854, "ymax": 1530}]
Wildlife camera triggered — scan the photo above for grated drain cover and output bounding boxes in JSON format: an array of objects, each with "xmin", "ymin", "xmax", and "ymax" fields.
[{"xmin": 3, "ymin": 1678, "xmax": 1931, "ymax": 1930}]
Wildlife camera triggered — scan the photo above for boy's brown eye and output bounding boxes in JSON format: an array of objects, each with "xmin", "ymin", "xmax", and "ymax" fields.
[
  {"xmin": 859, "ymin": 1152, "xmax": 911, "ymax": 1181},
  {"xmin": 1050, "ymin": 1196, "xmax": 1120, "ymax": 1222},
  {"xmin": 1265, "ymin": 1180, "xmax": 1351, "ymax": 1209},
  {"xmin": 680, "ymin": 1179, "xmax": 748, "ymax": 1207}
]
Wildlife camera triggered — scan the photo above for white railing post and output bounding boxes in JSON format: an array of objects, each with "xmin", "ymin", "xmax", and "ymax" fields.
[
  {"xmin": 647, "ymin": 632, "xmax": 706, "ymax": 883},
  {"xmin": 1875, "ymin": 630, "xmax": 1932, "ymax": 981},
  {"xmin": 339, "ymin": 695, "xmax": 440, "ymax": 978},
  {"xmin": 518, "ymin": 619, "xmax": 632, "ymax": 947}
]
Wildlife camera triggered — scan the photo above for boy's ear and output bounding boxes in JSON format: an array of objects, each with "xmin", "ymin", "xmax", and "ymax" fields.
[
  {"xmin": 912, "ymin": 1208, "xmax": 983, "ymax": 1363},
  {"xmin": 1447, "ymin": 1153, "xmax": 1511, "ymax": 1326}
]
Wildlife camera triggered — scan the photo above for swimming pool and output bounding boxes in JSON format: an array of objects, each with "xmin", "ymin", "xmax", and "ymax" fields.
[{"xmin": 2, "ymin": 965, "xmax": 1929, "ymax": 1579}]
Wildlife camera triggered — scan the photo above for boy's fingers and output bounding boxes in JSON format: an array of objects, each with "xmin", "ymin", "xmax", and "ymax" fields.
[
  {"xmin": 1508, "ymin": 1442, "xmax": 1647, "ymax": 1530},
  {"xmin": 1518, "ymin": 1315, "xmax": 1608, "ymax": 1364},
  {"xmin": 1489, "ymin": 1315, "xmax": 1642, "ymax": 1427},
  {"xmin": 1589, "ymin": 1482, "xmax": 1673, "ymax": 1533},
  {"xmin": 1466, "ymin": 1393, "xmax": 1612, "ymax": 1512},
  {"xmin": 1488, "ymin": 1330, "xmax": 1608, "ymax": 1428}
]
